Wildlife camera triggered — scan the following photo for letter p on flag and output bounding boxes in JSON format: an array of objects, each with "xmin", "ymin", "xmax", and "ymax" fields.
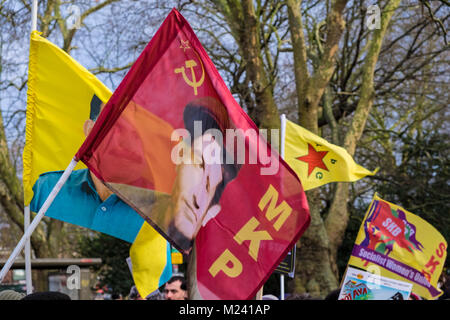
[{"xmin": 209, "ymin": 249, "xmax": 243, "ymax": 278}]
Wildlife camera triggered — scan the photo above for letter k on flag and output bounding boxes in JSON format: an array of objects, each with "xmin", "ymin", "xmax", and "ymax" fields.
[{"xmin": 284, "ymin": 119, "xmax": 378, "ymax": 190}]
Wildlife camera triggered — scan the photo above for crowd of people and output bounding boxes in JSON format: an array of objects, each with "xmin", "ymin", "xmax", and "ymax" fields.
[
  {"xmin": 1, "ymin": 273, "xmax": 449, "ymax": 300},
  {"xmin": 0, "ymin": 275, "xmax": 188, "ymax": 301}
]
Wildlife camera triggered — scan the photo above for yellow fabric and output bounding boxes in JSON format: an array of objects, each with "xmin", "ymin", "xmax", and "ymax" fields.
[
  {"xmin": 284, "ymin": 120, "xmax": 377, "ymax": 190},
  {"xmin": 349, "ymin": 194, "xmax": 447, "ymax": 300},
  {"xmin": 130, "ymin": 222, "xmax": 170, "ymax": 297},
  {"xmin": 23, "ymin": 31, "xmax": 112, "ymax": 205}
]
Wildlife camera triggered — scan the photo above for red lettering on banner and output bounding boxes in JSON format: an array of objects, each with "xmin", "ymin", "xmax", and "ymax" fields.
[
  {"xmin": 421, "ymin": 243, "xmax": 447, "ymax": 280},
  {"xmin": 425, "ymin": 255, "xmax": 440, "ymax": 275},
  {"xmin": 436, "ymin": 242, "xmax": 446, "ymax": 258}
]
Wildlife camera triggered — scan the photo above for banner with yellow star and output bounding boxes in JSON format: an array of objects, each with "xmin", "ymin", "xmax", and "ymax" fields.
[{"xmin": 284, "ymin": 119, "xmax": 377, "ymax": 190}]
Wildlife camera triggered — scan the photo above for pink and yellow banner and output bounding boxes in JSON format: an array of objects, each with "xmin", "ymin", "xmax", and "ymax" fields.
[{"xmin": 348, "ymin": 194, "xmax": 447, "ymax": 299}]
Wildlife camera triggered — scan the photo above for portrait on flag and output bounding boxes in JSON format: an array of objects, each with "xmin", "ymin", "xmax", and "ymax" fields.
[
  {"xmin": 348, "ymin": 194, "xmax": 447, "ymax": 300},
  {"xmin": 75, "ymin": 9, "xmax": 311, "ymax": 299},
  {"xmin": 107, "ymin": 97, "xmax": 241, "ymax": 251},
  {"xmin": 29, "ymin": 96, "xmax": 145, "ymax": 243}
]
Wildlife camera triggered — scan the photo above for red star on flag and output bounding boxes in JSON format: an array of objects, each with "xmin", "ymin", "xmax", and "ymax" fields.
[{"xmin": 297, "ymin": 143, "xmax": 329, "ymax": 177}]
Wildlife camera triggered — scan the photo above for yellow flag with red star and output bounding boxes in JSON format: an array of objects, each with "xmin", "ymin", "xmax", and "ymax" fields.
[{"xmin": 284, "ymin": 119, "xmax": 377, "ymax": 190}]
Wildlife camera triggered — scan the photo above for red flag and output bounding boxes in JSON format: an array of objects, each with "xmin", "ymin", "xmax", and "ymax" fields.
[{"xmin": 76, "ymin": 8, "xmax": 310, "ymax": 300}]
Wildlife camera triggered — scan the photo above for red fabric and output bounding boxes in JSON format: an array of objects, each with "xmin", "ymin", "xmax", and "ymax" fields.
[{"xmin": 75, "ymin": 8, "xmax": 310, "ymax": 300}]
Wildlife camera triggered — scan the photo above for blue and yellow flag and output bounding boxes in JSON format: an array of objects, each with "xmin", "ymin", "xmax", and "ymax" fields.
[{"xmin": 24, "ymin": 31, "xmax": 172, "ymax": 297}]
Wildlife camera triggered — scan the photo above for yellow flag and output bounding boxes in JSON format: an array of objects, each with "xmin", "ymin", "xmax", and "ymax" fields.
[
  {"xmin": 130, "ymin": 222, "xmax": 172, "ymax": 298},
  {"xmin": 284, "ymin": 119, "xmax": 377, "ymax": 190},
  {"xmin": 23, "ymin": 31, "xmax": 112, "ymax": 205},
  {"xmin": 348, "ymin": 194, "xmax": 447, "ymax": 300}
]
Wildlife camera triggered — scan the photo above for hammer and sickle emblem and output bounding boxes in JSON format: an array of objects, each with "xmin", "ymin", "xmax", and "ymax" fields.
[{"xmin": 174, "ymin": 54, "xmax": 205, "ymax": 96}]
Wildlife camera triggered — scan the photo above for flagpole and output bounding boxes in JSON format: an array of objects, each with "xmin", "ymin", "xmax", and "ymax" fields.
[
  {"xmin": 0, "ymin": 158, "xmax": 78, "ymax": 283},
  {"xmin": 280, "ymin": 114, "xmax": 286, "ymax": 300},
  {"xmin": 280, "ymin": 114, "xmax": 286, "ymax": 159},
  {"xmin": 23, "ymin": 0, "xmax": 39, "ymax": 295},
  {"xmin": 24, "ymin": 206, "xmax": 32, "ymax": 294},
  {"xmin": 31, "ymin": 0, "xmax": 38, "ymax": 31}
]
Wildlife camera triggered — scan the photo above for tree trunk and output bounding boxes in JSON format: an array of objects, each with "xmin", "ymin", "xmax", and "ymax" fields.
[
  {"xmin": 240, "ymin": 0, "xmax": 279, "ymax": 130},
  {"xmin": 325, "ymin": 0, "xmax": 402, "ymax": 277},
  {"xmin": 0, "ymin": 109, "xmax": 50, "ymax": 257},
  {"xmin": 286, "ymin": 0, "xmax": 349, "ymax": 297},
  {"xmin": 294, "ymin": 189, "xmax": 338, "ymax": 297}
]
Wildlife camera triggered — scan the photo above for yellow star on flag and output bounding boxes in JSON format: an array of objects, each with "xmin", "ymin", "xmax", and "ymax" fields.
[{"xmin": 180, "ymin": 39, "xmax": 190, "ymax": 52}]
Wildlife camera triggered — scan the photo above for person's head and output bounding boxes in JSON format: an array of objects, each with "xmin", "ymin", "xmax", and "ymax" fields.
[
  {"xmin": 164, "ymin": 276, "xmax": 187, "ymax": 300},
  {"xmin": 111, "ymin": 292, "xmax": 123, "ymax": 300},
  {"xmin": 128, "ymin": 286, "xmax": 144, "ymax": 300},
  {"xmin": 169, "ymin": 97, "xmax": 240, "ymax": 251}
]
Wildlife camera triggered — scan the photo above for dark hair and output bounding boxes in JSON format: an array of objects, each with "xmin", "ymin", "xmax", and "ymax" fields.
[
  {"xmin": 183, "ymin": 97, "xmax": 230, "ymax": 139},
  {"xmin": 167, "ymin": 276, "xmax": 187, "ymax": 291},
  {"xmin": 90, "ymin": 94, "xmax": 102, "ymax": 121},
  {"xmin": 182, "ymin": 98, "xmax": 240, "ymax": 204},
  {"xmin": 21, "ymin": 291, "xmax": 71, "ymax": 300},
  {"xmin": 111, "ymin": 292, "xmax": 122, "ymax": 300},
  {"xmin": 128, "ymin": 286, "xmax": 140, "ymax": 299}
]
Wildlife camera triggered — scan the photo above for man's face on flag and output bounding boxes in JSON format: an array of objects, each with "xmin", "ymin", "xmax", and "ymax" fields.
[{"xmin": 171, "ymin": 132, "xmax": 223, "ymax": 242}]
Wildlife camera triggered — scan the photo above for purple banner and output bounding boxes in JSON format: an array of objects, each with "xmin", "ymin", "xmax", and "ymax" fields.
[{"xmin": 351, "ymin": 245, "xmax": 441, "ymax": 298}]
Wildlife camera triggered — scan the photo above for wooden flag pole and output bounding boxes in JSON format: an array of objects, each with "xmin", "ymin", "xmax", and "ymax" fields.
[{"xmin": 0, "ymin": 158, "xmax": 78, "ymax": 283}]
